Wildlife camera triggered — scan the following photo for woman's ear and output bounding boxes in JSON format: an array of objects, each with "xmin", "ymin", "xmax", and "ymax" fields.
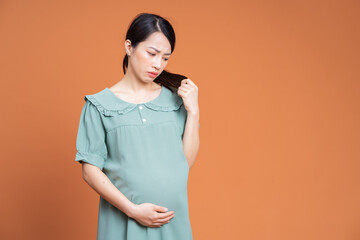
[{"xmin": 125, "ymin": 39, "xmax": 132, "ymax": 56}]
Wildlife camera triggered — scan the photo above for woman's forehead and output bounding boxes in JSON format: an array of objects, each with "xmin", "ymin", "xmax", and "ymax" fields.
[{"xmin": 141, "ymin": 33, "xmax": 171, "ymax": 51}]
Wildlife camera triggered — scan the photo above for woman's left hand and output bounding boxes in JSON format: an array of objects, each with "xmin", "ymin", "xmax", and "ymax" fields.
[{"xmin": 177, "ymin": 78, "xmax": 199, "ymax": 116}]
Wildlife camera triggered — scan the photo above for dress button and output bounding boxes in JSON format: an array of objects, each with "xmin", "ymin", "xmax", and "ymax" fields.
[
  {"xmin": 139, "ymin": 106, "xmax": 143, "ymax": 109},
  {"xmin": 142, "ymin": 118, "xmax": 146, "ymax": 122}
]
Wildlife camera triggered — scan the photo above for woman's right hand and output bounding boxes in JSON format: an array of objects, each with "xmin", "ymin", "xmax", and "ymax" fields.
[{"xmin": 128, "ymin": 203, "xmax": 175, "ymax": 228}]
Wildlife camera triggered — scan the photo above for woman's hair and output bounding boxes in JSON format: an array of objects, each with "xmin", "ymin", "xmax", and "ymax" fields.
[{"xmin": 123, "ymin": 13, "xmax": 187, "ymax": 93}]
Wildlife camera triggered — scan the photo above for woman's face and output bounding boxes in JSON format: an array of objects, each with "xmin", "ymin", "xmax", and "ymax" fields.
[{"xmin": 126, "ymin": 32, "xmax": 172, "ymax": 83}]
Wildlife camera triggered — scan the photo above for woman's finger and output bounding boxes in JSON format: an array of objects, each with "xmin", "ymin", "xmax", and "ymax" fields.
[
  {"xmin": 154, "ymin": 214, "xmax": 174, "ymax": 223},
  {"xmin": 178, "ymin": 87, "xmax": 188, "ymax": 94},
  {"xmin": 182, "ymin": 78, "xmax": 197, "ymax": 88},
  {"xmin": 180, "ymin": 83, "xmax": 192, "ymax": 90}
]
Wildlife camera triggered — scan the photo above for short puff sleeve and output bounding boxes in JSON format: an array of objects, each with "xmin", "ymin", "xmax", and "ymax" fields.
[
  {"xmin": 75, "ymin": 99, "xmax": 108, "ymax": 170},
  {"xmin": 176, "ymin": 104, "xmax": 188, "ymax": 140},
  {"xmin": 176, "ymin": 104, "xmax": 200, "ymax": 140}
]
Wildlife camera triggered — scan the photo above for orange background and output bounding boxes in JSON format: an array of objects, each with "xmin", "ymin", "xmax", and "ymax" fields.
[{"xmin": 1, "ymin": 0, "xmax": 359, "ymax": 239}]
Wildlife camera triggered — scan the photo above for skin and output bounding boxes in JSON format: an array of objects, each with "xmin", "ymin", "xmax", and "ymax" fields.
[{"xmin": 81, "ymin": 31, "xmax": 200, "ymax": 228}]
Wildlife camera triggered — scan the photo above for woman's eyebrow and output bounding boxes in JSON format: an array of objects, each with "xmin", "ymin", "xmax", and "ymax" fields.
[{"xmin": 148, "ymin": 46, "xmax": 171, "ymax": 56}]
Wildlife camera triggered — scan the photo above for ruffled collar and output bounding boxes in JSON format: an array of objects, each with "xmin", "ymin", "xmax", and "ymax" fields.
[{"xmin": 84, "ymin": 85, "xmax": 184, "ymax": 116}]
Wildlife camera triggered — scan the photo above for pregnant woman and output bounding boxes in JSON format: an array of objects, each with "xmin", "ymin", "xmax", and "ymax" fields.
[{"xmin": 74, "ymin": 13, "xmax": 200, "ymax": 240}]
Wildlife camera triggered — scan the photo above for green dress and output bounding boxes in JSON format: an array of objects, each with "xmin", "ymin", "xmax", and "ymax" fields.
[{"xmin": 75, "ymin": 85, "xmax": 193, "ymax": 240}]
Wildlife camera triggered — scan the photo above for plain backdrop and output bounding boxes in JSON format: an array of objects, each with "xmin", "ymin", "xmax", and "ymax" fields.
[{"xmin": 0, "ymin": 0, "xmax": 359, "ymax": 239}]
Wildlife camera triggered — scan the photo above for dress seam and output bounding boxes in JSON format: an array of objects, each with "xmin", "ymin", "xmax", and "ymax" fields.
[{"xmin": 106, "ymin": 120, "xmax": 177, "ymax": 134}]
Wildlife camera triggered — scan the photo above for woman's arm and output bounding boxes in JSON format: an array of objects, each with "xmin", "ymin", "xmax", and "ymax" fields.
[
  {"xmin": 177, "ymin": 78, "xmax": 200, "ymax": 169},
  {"xmin": 81, "ymin": 163, "xmax": 136, "ymax": 217},
  {"xmin": 81, "ymin": 163, "xmax": 175, "ymax": 227},
  {"xmin": 182, "ymin": 111, "xmax": 200, "ymax": 169}
]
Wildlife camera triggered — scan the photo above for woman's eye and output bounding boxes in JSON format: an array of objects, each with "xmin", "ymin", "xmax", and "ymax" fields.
[{"xmin": 148, "ymin": 52, "xmax": 168, "ymax": 61}]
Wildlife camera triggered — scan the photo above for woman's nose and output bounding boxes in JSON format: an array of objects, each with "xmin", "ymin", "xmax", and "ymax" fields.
[{"xmin": 153, "ymin": 58, "xmax": 161, "ymax": 69}]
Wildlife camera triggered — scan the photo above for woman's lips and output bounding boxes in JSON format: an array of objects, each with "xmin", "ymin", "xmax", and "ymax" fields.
[{"xmin": 148, "ymin": 72, "xmax": 157, "ymax": 78}]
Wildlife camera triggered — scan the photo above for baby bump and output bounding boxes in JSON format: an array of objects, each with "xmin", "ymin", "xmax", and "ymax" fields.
[
  {"xmin": 104, "ymin": 121, "xmax": 189, "ymax": 210},
  {"xmin": 125, "ymin": 161, "xmax": 188, "ymax": 210},
  {"xmin": 107, "ymin": 153, "xmax": 189, "ymax": 211}
]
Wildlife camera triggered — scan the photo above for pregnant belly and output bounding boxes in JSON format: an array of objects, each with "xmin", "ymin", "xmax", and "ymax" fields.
[
  {"xmin": 108, "ymin": 152, "xmax": 189, "ymax": 212},
  {"xmin": 125, "ymin": 162, "xmax": 188, "ymax": 209},
  {"xmin": 104, "ymin": 121, "xmax": 189, "ymax": 210}
]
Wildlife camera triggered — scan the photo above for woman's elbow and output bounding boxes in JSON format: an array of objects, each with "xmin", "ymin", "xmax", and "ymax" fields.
[{"xmin": 81, "ymin": 162, "xmax": 99, "ymax": 182}]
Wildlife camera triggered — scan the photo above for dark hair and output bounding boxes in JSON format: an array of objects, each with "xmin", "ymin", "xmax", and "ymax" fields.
[{"xmin": 123, "ymin": 13, "xmax": 187, "ymax": 93}]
